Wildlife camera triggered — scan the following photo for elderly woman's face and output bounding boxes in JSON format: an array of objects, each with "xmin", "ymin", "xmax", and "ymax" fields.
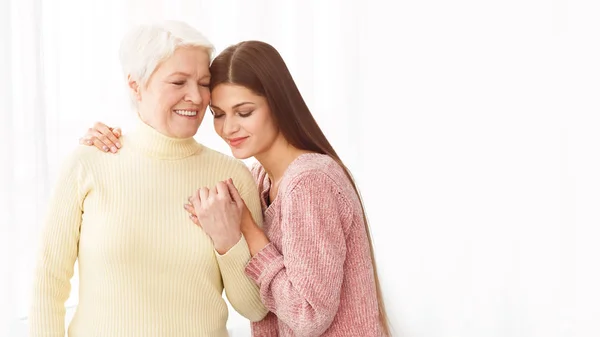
[{"xmin": 133, "ymin": 46, "xmax": 211, "ymax": 138}]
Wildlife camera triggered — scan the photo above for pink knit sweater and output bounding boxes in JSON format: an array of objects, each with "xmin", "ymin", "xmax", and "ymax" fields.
[{"xmin": 245, "ymin": 153, "xmax": 384, "ymax": 337}]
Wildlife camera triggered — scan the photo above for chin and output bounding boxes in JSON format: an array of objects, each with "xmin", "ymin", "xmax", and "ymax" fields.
[
  {"xmin": 230, "ymin": 149, "xmax": 253, "ymax": 160},
  {"xmin": 170, "ymin": 132, "xmax": 193, "ymax": 139},
  {"xmin": 174, "ymin": 127, "xmax": 200, "ymax": 138}
]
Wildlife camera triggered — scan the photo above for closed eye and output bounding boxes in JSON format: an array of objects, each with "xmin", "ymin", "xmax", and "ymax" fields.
[
  {"xmin": 171, "ymin": 81, "xmax": 209, "ymax": 87},
  {"xmin": 238, "ymin": 111, "xmax": 253, "ymax": 117},
  {"xmin": 210, "ymin": 107, "xmax": 224, "ymax": 118}
]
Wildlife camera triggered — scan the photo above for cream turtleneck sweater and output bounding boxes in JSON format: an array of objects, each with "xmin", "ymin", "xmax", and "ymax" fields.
[{"xmin": 29, "ymin": 120, "xmax": 267, "ymax": 337}]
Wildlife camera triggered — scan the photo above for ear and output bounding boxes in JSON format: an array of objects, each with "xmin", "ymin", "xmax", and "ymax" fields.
[{"xmin": 127, "ymin": 74, "xmax": 142, "ymax": 101}]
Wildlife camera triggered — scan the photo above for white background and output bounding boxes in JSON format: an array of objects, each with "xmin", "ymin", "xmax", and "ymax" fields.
[{"xmin": 1, "ymin": 0, "xmax": 599, "ymax": 336}]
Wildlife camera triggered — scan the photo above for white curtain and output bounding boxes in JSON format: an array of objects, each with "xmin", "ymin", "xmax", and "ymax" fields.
[
  {"xmin": 2, "ymin": 0, "xmax": 600, "ymax": 336},
  {"xmin": 2, "ymin": 0, "xmax": 52, "ymax": 334}
]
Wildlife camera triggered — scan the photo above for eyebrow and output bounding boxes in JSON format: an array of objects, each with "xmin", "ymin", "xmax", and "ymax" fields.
[
  {"xmin": 168, "ymin": 72, "xmax": 210, "ymax": 79},
  {"xmin": 211, "ymin": 102, "xmax": 255, "ymax": 111}
]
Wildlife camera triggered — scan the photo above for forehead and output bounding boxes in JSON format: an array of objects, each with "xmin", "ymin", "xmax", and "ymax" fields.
[
  {"xmin": 211, "ymin": 84, "xmax": 261, "ymax": 101},
  {"xmin": 155, "ymin": 47, "xmax": 211, "ymax": 76}
]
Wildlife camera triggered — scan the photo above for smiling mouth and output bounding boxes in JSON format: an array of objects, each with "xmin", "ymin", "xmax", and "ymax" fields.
[
  {"xmin": 229, "ymin": 137, "xmax": 248, "ymax": 146},
  {"xmin": 174, "ymin": 110, "xmax": 198, "ymax": 117}
]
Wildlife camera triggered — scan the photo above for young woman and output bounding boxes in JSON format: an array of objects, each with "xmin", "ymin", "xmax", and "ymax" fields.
[{"xmin": 81, "ymin": 40, "xmax": 391, "ymax": 336}]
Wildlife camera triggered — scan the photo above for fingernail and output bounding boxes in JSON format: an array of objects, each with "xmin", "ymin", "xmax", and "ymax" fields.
[
  {"xmin": 103, "ymin": 146, "xmax": 109, "ymax": 152},
  {"xmin": 86, "ymin": 140, "xmax": 92, "ymax": 145},
  {"xmin": 116, "ymin": 142, "xmax": 121, "ymax": 149},
  {"xmin": 111, "ymin": 146, "xmax": 117, "ymax": 153}
]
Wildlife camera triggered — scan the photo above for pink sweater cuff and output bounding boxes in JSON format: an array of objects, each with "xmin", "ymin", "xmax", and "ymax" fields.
[{"xmin": 245, "ymin": 243, "xmax": 284, "ymax": 284}]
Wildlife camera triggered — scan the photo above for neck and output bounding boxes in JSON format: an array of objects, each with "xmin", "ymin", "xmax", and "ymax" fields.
[
  {"xmin": 255, "ymin": 135, "xmax": 312, "ymax": 183},
  {"xmin": 128, "ymin": 118, "xmax": 202, "ymax": 160}
]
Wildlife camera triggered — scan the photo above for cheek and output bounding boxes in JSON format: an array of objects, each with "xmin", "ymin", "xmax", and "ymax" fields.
[
  {"xmin": 213, "ymin": 118, "xmax": 224, "ymax": 138},
  {"xmin": 153, "ymin": 90, "xmax": 176, "ymax": 108},
  {"xmin": 202, "ymin": 89, "xmax": 211, "ymax": 103},
  {"xmin": 172, "ymin": 91, "xmax": 186, "ymax": 106},
  {"xmin": 258, "ymin": 115, "xmax": 278, "ymax": 139}
]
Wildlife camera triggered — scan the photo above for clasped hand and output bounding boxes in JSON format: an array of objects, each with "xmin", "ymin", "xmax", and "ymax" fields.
[{"xmin": 185, "ymin": 178, "xmax": 244, "ymax": 254}]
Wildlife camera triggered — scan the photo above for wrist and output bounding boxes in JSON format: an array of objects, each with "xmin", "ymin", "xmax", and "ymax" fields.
[
  {"xmin": 214, "ymin": 231, "xmax": 242, "ymax": 255},
  {"xmin": 240, "ymin": 214, "xmax": 255, "ymax": 233},
  {"xmin": 244, "ymin": 226, "xmax": 270, "ymax": 257}
]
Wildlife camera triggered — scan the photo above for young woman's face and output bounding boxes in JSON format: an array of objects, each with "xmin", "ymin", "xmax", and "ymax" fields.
[
  {"xmin": 210, "ymin": 84, "xmax": 280, "ymax": 159},
  {"xmin": 131, "ymin": 46, "xmax": 211, "ymax": 138}
]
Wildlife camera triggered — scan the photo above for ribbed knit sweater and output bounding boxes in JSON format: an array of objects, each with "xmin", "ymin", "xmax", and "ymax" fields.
[
  {"xmin": 29, "ymin": 120, "xmax": 268, "ymax": 337},
  {"xmin": 246, "ymin": 153, "xmax": 384, "ymax": 336}
]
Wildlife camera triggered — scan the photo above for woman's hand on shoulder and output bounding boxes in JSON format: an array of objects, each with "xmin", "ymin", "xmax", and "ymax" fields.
[{"xmin": 79, "ymin": 121, "xmax": 122, "ymax": 153}]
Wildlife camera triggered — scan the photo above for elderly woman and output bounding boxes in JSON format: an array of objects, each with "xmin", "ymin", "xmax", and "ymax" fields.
[{"xmin": 28, "ymin": 21, "xmax": 267, "ymax": 337}]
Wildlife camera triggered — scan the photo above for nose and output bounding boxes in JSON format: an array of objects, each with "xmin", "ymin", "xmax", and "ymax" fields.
[
  {"xmin": 222, "ymin": 115, "xmax": 240, "ymax": 136},
  {"xmin": 184, "ymin": 83, "xmax": 202, "ymax": 105}
]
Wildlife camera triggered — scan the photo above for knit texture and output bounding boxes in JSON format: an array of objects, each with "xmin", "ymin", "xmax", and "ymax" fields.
[
  {"xmin": 246, "ymin": 153, "xmax": 383, "ymax": 337},
  {"xmin": 29, "ymin": 119, "xmax": 268, "ymax": 337}
]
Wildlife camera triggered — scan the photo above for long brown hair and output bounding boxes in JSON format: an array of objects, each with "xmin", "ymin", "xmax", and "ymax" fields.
[{"xmin": 210, "ymin": 41, "xmax": 391, "ymax": 336}]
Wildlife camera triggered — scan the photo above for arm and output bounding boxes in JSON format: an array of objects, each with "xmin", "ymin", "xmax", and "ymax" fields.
[
  {"xmin": 242, "ymin": 162, "xmax": 271, "ymax": 256},
  {"xmin": 245, "ymin": 173, "xmax": 349, "ymax": 336},
  {"xmin": 29, "ymin": 154, "xmax": 85, "ymax": 336},
  {"xmin": 214, "ymin": 164, "xmax": 268, "ymax": 322}
]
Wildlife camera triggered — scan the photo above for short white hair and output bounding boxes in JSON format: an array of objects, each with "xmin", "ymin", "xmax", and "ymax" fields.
[{"xmin": 119, "ymin": 20, "xmax": 214, "ymax": 105}]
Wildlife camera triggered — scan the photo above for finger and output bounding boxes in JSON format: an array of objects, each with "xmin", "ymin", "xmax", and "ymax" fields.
[
  {"xmin": 89, "ymin": 129, "xmax": 116, "ymax": 152},
  {"xmin": 226, "ymin": 179, "xmax": 245, "ymax": 207},
  {"xmin": 215, "ymin": 181, "xmax": 232, "ymax": 200},
  {"xmin": 111, "ymin": 127, "xmax": 123, "ymax": 140},
  {"xmin": 89, "ymin": 131, "xmax": 114, "ymax": 153},
  {"xmin": 189, "ymin": 214, "xmax": 201, "ymax": 227},
  {"xmin": 190, "ymin": 191, "xmax": 203, "ymax": 212},
  {"xmin": 95, "ymin": 122, "xmax": 120, "ymax": 152},
  {"xmin": 90, "ymin": 133, "xmax": 111, "ymax": 152},
  {"xmin": 106, "ymin": 127, "xmax": 122, "ymax": 149},
  {"xmin": 79, "ymin": 137, "xmax": 93, "ymax": 146},
  {"xmin": 198, "ymin": 187, "xmax": 210, "ymax": 203},
  {"xmin": 183, "ymin": 203, "xmax": 197, "ymax": 216}
]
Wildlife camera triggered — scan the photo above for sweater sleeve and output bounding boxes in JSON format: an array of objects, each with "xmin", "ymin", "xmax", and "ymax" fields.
[
  {"xmin": 29, "ymin": 153, "xmax": 86, "ymax": 337},
  {"xmin": 245, "ymin": 172, "xmax": 349, "ymax": 337},
  {"xmin": 215, "ymin": 162, "xmax": 268, "ymax": 322}
]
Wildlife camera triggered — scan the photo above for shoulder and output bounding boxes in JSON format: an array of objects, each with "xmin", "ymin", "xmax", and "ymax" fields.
[
  {"xmin": 278, "ymin": 155, "xmax": 357, "ymax": 229},
  {"xmin": 61, "ymin": 144, "xmax": 113, "ymax": 170},
  {"xmin": 51, "ymin": 145, "xmax": 106, "ymax": 189},
  {"xmin": 282, "ymin": 154, "xmax": 346, "ymax": 190},
  {"xmin": 280, "ymin": 154, "xmax": 355, "ymax": 203}
]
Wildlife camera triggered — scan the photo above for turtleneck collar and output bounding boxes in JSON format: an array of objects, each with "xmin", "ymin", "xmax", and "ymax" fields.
[{"xmin": 128, "ymin": 118, "xmax": 202, "ymax": 160}]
